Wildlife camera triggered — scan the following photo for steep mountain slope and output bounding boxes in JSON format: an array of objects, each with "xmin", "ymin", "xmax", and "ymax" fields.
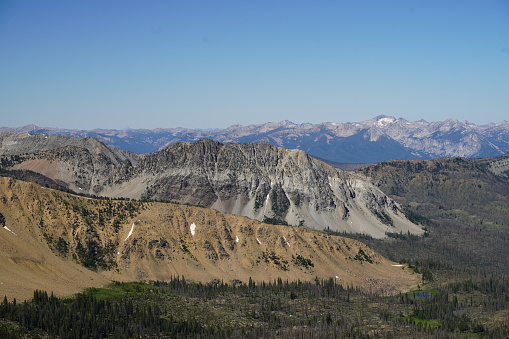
[
  {"xmin": 0, "ymin": 179, "xmax": 109, "ymax": 301},
  {"xmin": 488, "ymin": 154, "xmax": 509, "ymax": 178},
  {"xmin": 352, "ymin": 155, "xmax": 509, "ymax": 277},
  {"xmin": 125, "ymin": 139, "xmax": 421, "ymax": 238},
  {"xmin": 4, "ymin": 116, "xmax": 509, "ymax": 163},
  {"xmin": 357, "ymin": 156, "xmax": 509, "ymax": 228},
  {"xmin": 0, "ymin": 177, "xmax": 419, "ymax": 300},
  {"xmin": 0, "ymin": 132, "xmax": 140, "ymax": 194},
  {"xmin": 1, "ymin": 135, "xmax": 422, "ymax": 238}
]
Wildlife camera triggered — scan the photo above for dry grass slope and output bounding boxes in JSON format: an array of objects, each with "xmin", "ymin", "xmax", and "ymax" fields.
[{"xmin": 0, "ymin": 177, "xmax": 419, "ymax": 301}]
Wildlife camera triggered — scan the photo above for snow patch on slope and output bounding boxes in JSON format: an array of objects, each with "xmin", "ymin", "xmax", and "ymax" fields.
[
  {"xmin": 283, "ymin": 236, "xmax": 290, "ymax": 247},
  {"xmin": 3, "ymin": 226, "xmax": 17, "ymax": 236},
  {"xmin": 124, "ymin": 223, "xmax": 135, "ymax": 241}
]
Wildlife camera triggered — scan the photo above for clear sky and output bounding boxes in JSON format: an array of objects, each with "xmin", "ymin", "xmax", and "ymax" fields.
[{"xmin": 1, "ymin": 0, "xmax": 508, "ymax": 130}]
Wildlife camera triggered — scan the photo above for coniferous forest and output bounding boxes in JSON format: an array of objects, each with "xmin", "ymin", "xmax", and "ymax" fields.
[{"xmin": 1, "ymin": 276, "xmax": 509, "ymax": 338}]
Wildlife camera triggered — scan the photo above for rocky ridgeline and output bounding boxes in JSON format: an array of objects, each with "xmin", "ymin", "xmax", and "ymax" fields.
[{"xmin": 1, "ymin": 134, "xmax": 422, "ymax": 238}]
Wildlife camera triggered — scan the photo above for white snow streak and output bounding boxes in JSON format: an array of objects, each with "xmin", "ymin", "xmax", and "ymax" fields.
[
  {"xmin": 283, "ymin": 236, "xmax": 290, "ymax": 247},
  {"xmin": 3, "ymin": 226, "xmax": 17, "ymax": 236},
  {"xmin": 190, "ymin": 223, "xmax": 196, "ymax": 236},
  {"xmin": 124, "ymin": 223, "xmax": 135, "ymax": 241},
  {"xmin": 256, "ymin": 238, "xmax": 262, "ymax": 244}
]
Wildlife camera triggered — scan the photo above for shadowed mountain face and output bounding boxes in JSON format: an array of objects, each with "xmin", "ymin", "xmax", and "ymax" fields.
[
  {"xmin": 357, "ymin": 155, "xmax": 509, "ymax": 229},
  {"xmin": 0, "ymin": 177, "xmax": 419, "ymax": 300},
  {"xmin": 0, "ymin": 133, "xmax": 422, "ymax": 238},
  {"xmin": 3, "ymin": 116, "xmax": 508, "ymax": 163}
]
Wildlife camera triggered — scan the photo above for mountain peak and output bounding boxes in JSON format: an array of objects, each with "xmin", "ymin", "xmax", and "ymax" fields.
[{"xmin": 374, "ymin": 115, "xmax": 397, "ymax": 127}]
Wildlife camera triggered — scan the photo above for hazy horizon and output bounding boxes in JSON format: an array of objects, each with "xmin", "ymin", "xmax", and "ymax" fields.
[{"xmin": 3, "ymin": 115, "xmax": 509, "ymax": 132}]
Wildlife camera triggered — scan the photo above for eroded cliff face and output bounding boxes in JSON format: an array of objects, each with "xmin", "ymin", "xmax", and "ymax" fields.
[
  {"xmin": 113, "ymin": 139, "xmax": 422, "ymax": 238},
  {"xmin": 1, "ymin": 132, "xmax": 139, "ymax": 194},
  {"xmin": 1, "ymin": 135, "xmax": 423, "ymax": 238}
]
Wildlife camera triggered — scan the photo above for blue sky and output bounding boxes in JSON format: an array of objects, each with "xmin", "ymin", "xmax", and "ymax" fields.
[{"xmin": 1, "ymin": 1, "xmax": 508, "ymax": 129}]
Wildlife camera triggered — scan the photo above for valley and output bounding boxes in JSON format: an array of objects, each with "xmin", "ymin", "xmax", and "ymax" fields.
[
  {"xmin": 3, "ymin": 0, "xmax": 508, "ymax": 334},
  {"xmin": 354, "ymin": 156, "xmax": 509, "ymax": 277}
]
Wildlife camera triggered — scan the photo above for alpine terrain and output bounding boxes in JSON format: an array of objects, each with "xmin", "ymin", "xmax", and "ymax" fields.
[
  {"xmin": 2, "ymin": 133, "xmax": 509, "ymax": 337},
  {"xmin": 0, "ymin": 133, "xmax": 422, "ymax": 238},
  {"xmin": 0, "ymin": 176, "xmax": 418, "ymax": 301}
]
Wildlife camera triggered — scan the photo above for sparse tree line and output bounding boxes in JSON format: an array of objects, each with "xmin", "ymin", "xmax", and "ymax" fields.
[{"xmin": 36, "ymin": 193, "xmax": 147, "ymax": 271}]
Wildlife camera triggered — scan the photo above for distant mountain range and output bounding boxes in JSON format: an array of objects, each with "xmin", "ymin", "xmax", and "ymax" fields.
[{"xmin": 2, "ymin": 116, "xmax": 509, "ymax": 163}]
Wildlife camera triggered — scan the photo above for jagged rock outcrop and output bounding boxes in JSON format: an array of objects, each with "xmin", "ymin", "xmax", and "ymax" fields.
[
  {"xmin": 0, "ymin": 134, "xmax": 422, "ymax": 238},
  {"xmin": 0, "ymin": 132, "xmax": 139, "ymax": 194},
  {"xmin": 126, "ymin": 139, "xmax": 421, "ymax": 238}
]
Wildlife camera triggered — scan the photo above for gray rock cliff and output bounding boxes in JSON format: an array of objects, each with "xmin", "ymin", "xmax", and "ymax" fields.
[{"xmin": 0, "ymin": 135, "xmax": 423, "ymax": 238}]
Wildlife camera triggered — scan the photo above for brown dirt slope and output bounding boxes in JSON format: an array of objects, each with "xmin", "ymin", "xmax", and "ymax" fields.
[
  {"xmin": 0, "ymin": 177, "xmax": 419, "ymax": 300},
  {"xmin": 0, "ymin": 179, "xmax": 108, "ymax": 300}
]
